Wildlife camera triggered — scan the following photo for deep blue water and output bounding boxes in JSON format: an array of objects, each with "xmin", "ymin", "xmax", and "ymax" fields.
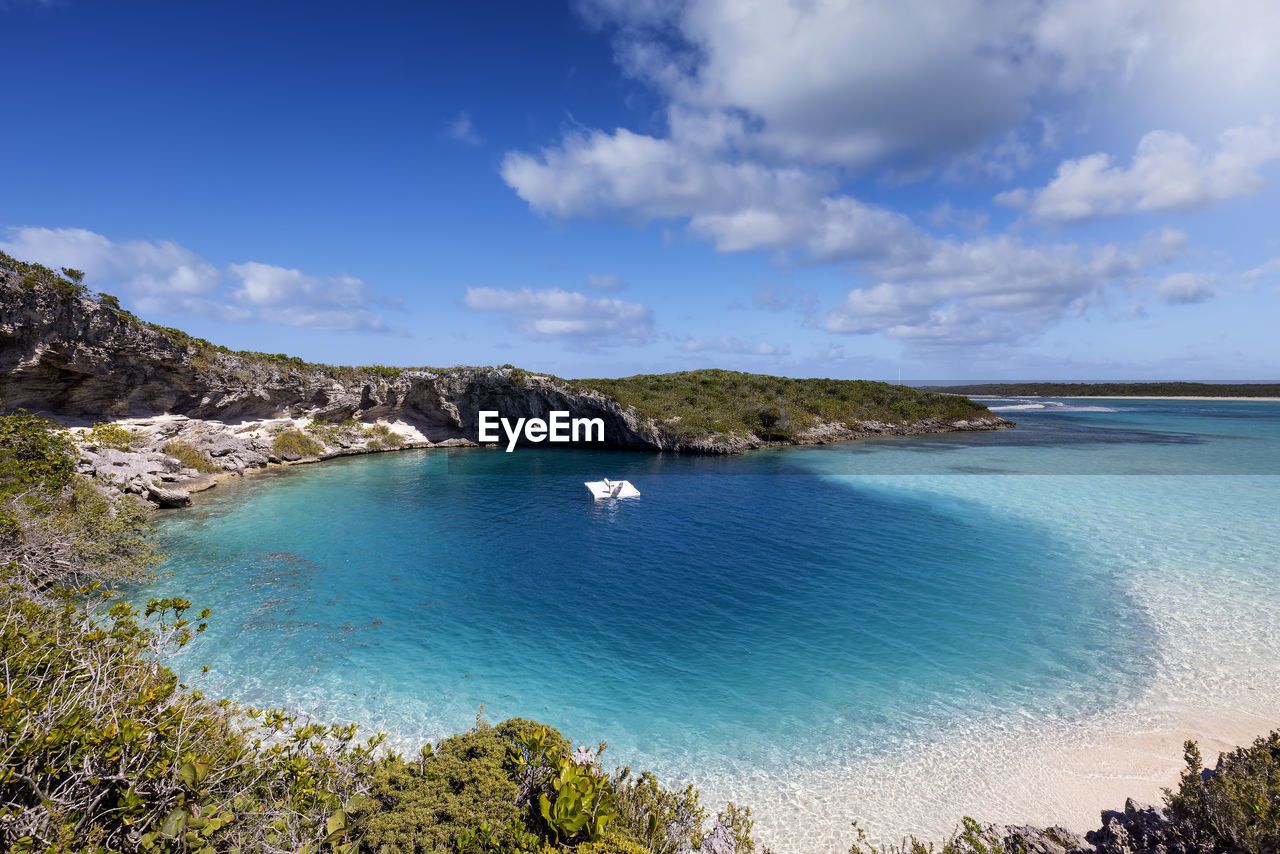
[{"xmin": 140, "ymin": 398, "xmax": 1280, "ymax": 845}]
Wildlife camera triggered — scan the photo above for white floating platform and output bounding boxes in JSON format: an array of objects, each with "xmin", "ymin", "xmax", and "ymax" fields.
[{"xmin": 585, "ymin": 478, "xmax": 640, "ymax": 500}]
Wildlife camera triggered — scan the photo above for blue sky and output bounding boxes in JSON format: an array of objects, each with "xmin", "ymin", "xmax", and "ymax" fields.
[{"xmin": 3, "ymin": 0, "xmax": 1279, "ymax": 381}]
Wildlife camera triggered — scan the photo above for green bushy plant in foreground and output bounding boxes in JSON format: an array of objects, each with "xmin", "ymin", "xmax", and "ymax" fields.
[
  {"xmin": 1, "ymin": 410, "xmax": 159, "ymax": 591},
  {"xmin": 362, "ymin": 720, "xmax": 555, "ymax": 853},
  {"xmin": 1166, "ymin": 735, "xmax": 1280, "ymax": 854},
  {"xmin": 162, "ymin": 439, "xmax": 221, "ymax": 473},
  {"xmin": 611, "ymin": 768, "xmax": 707, "ymax": 854},
  {"xmin": 0, "ymin": 409, "xmax": 76, "ymax": 499}
]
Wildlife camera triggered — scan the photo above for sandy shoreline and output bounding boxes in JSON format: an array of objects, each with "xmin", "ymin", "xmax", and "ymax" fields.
[{"xmin": 711, "ymin": 703, "xmax": 1277, "ymax": 854}]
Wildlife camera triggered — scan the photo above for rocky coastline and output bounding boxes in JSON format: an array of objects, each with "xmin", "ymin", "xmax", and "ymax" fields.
[{"xmin": 1, "ymin": 267, "xmax": 1010, "ymax": 507}]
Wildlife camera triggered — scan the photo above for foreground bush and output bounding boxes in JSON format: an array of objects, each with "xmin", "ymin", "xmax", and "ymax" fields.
[
  {"xmin": 362, "ymin": 720, "xmax": 554, "ymax": 853},
  {"xmin": 0, "ymin": 578, "xmax": 384, "ymax": 852},
  {"xmin": 1, "ymin": 409, "xmax": 159, "ymax": 592},
  {"xmin": 1167, "ymin": 734, "xmax": 1280, "ymax": 854}
]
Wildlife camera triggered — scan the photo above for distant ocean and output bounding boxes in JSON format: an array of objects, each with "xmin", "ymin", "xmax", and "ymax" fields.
[{"xmin": 141, "ymin": 399, "xmax": 1280, "ymax": 852}]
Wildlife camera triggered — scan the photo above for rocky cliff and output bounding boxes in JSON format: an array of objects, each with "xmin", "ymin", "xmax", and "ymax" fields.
[
  {"xmin": 1, "ymin": 266, "xmax": 1008, "ymax": 449},
  {"xmin": 1, "ymin": 262, "xmax": 1010, "ymax": 504},
  {"xmin": 0, "ymin": 267, "xmax": 668, "ymax": 446}
]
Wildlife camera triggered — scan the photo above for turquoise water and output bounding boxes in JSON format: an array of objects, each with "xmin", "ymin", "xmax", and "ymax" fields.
[{"xmin": 142, "ymin": 399, "xmax": 1280, "ymax": 849}]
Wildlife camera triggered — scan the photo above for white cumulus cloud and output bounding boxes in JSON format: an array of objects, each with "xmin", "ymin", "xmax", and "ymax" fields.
[
  {"xmin": 824, "ymin": 230, "xmax": 1189, "ymax": 351},
  {"xmin": 998, "ymin": 124, "xmax": 1280, "ymax": 221},
  {"xmin": 227, "ymin": 262, "xmax": 389, "ymax": 332}
]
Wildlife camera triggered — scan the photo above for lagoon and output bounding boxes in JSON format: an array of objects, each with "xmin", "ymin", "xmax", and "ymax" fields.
[{"xmin": 142, "ymin": 399, "xmax": 1280, "ymax": 852}]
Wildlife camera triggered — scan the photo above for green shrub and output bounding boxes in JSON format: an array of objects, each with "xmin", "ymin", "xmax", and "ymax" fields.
[
  {"xmin": 1, "ymin": 411, "xmax": 160, "ymax": 591},
  {"xmin": 848, "ymin": 816, "xmax": 1012, "ymax": 854},
  {"xmin": 716, "ymin": 804, "xmax": 755, "ymax": 854},
  {"xmin": 0, "ymin": 579, "xmax": 386, "ymax": 853},
  {"xmin": 272, "ymin": 428, "xmax": 323, "ymax": 460},
  {"xmin": 570, "ymin": 370, "xmax": 990, "ymax": 441},
  {"xmin": 574, "ymin": 836, "xmax": 653, "ymax": 854},
  {"xmin": 0, "ymin": 250, "xmax": 88, "ymax": 298},
  {"xmin": 0, "ymin": 409, "xmax": 76, "ymax": 498},
  {"xmin": 305, "ymin": 419, "xmax": 347, "ymax": 445},
  {"xmin": 162, "ymin": 440, "xmax": 221, "ymax": 474},
  {"xmin": 360, "ymin": 365, "xmax": 404, "ymax": 379},
  {"xmin": 1166, "ymin": 734, "xmax": 1280, "ymax": 854},
  {"xmin": 85, "ymin": 421, "xmax": 139, "ymax": 451},
  {"xmin": 366, "ymin": 423, "xmax": 405, "ymax": 451},
  {"xmin": 362, "ymin": 719, "xmax": 562, "ymax": 854},
  {"xmin": 611, "ymin": 768, "xmax": 706, "ymax": 854}
]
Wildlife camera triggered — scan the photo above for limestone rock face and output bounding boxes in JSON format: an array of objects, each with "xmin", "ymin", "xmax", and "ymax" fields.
[
  {"xmin": 1001, "ymin": 825, "xmax": 1089, "ymax": 854},
  {"xmin": 1084, "ymin": 798, "xmax": 1191, "ymax": 854},
  {"xmin": 697, "ymin": 821, "xmax": 736, "ymax": 854},
  {"xmin": 2, "ymin": 271, "xmax": 1009, "ymax": 461},
  {"xmin": 0, "ymin": 271, "xmax": 684, "ymax": 450}
]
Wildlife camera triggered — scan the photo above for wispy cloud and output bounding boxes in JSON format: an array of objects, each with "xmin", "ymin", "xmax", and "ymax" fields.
[
  {"xmin": 445, "ymin": 111, "xmax": 483, "ymax": 146},
  {"xmin": 752, "ymin": 282, "xmax": 816, "ymax": 312},
  {"xmin": 586, "ymin": 272, "xmax": 627, "ymax": 291},
  {"xmin": 680, "ymin": 334, "xmax": 789, "ymax": 356},
  {"xmin": 462, "ymin": 286, "xmax": 654, "ymax": 346},
  {"xmin": 1243, "ymin": 258, "xmax": 1280, "ymax": 281}
]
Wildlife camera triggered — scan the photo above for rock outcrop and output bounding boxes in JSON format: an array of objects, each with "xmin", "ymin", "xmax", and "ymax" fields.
[{"xmin": 982, "ymin": 798, "xmax": 1195, "ymax": 854}]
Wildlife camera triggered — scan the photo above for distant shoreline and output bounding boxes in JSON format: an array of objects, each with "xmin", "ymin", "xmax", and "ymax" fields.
[{"xmin": 973, "ymin": 395, "xmax": 1280, "ymax": 402}]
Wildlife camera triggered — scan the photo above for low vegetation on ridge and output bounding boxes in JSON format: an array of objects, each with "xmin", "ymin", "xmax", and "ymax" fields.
[{"xmin": 570, "ymin": 370, "xmax": 990, "ymax": 441}]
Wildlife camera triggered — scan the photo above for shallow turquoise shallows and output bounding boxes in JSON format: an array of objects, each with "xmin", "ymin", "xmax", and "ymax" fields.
[{"xmin": 140, "ymin": 399, "xmax": 1280, "ymax": 842}]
